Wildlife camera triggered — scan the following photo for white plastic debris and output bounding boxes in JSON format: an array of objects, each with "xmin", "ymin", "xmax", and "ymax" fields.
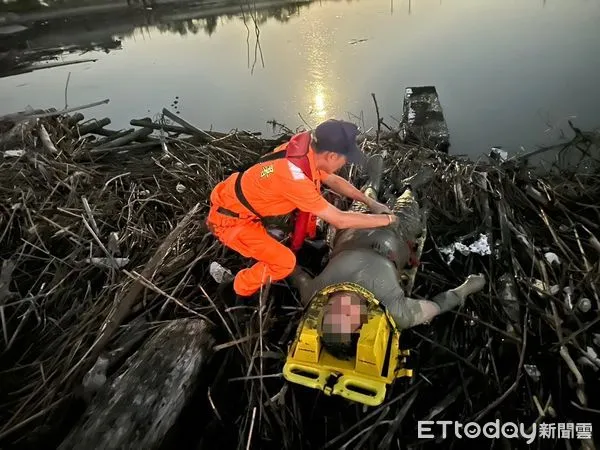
[
  {"xmin": 470, "ymin": 234, "xmax": 491, "ymax": 255},
  {"xmin": 405, "ymin": 88, "xmax": 413, "ymax": 96},
  {"xmin": 210, "ymin": 261, "xmax": 233, "ymax": 284},
  {"xmin": 439, "ymin": 234, "xmax": 491, "ymax": 264},
  {"xmin": 544, "ymin": 252, "xmax": 560, "ymax": 265},
  {"xmin": 86, "ymin": 257, "xmax": 129, "ymax": 269},
  {"xmin": 3, "ymin": 150, "xmax": 25, "ymax": 158},
  {"xmin": 176, "ymin": 182, "xmax": 186, "ymax": 193}
]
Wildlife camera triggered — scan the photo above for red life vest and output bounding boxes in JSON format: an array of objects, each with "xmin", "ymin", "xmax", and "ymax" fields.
[
  {"xmin": 273, "ymin": 131, "xmax": 320, "ymax": 252},
  {"xmin": 234, "ymin": 131, "xmax": 320, "ymax": 252},
  {"xmin": 280, "ymin": 132, "xmax": 319, "ymax": 251}
]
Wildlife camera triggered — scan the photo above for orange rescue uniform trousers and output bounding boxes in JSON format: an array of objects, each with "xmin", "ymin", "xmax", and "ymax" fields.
[
  {"xmin": 206, "ymin": 208, "xmax": 296, "ymax": 297},
  {"xmin": 207, "ymin": 135, "xmax": 328, "ymax": 297}
]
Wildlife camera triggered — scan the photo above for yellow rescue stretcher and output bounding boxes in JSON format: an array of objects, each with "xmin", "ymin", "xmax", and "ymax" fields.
[{"xmin": 282, "ymin": 282, "xmax": 413, "ymax": 407}]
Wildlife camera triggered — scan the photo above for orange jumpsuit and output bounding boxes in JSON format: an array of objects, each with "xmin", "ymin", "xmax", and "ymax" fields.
[{"xmin": 206, "ymin": 135, "xmax": 331, "ymax": 297}]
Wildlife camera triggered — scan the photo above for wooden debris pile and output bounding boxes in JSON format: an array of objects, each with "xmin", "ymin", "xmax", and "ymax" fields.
[
  {"xmin": 0, "ymin": 105, "xmax": 285, "ymax": 448},
  {"xmin": 0, "ymin": 105, "xmax": 599, "ymax": 449}
]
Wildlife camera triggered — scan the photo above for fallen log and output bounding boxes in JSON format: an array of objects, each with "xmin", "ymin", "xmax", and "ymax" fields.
[
  {"xmin": 58, "ymin": 318, "xmax": 215, "ymax": 450},
  {"xmin": 76, "ymin": 118, "xmax": 111, "ymax": 135},
  {"xmin": 67, "ymin": 113, "xmax": 85, "ymax": 127},
  {"xmin": 131, "ymin": 118, "xmax": 262, "ymax": 138},
  {"xmin": 93, "ymin": 127, "xmax": 153, "ymax": 149},
  {"xmin": 93, "ymin": 128, "xmax": 135, "ymax": 147}
]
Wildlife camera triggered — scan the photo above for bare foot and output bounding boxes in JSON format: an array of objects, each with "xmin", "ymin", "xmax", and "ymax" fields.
[{"xmin": 452, "ymin": 273, "xmax": 486, "ymax": 299}]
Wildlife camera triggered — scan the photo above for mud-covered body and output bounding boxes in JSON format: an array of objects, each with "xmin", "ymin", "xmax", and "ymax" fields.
[{"xmin": 283, "ymin": 156, "xmax": 425, "ymax": 406}]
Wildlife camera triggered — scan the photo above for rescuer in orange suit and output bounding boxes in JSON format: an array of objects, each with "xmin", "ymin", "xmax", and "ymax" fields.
[{"xmin": 206, "ymin": 119, "xmax": 398, "ymax": 301}]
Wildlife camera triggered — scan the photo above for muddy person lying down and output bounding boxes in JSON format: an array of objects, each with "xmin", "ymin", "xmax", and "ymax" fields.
[{"xmin": 290, "ymin": 160, "xmax": 486, "ymax": 359}]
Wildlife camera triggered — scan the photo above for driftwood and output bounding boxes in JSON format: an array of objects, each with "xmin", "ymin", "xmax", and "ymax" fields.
[
  {"xmin": 93, "ymin": 127, "xmax": 153, "ymax": 149},
  {"xmin": 92, "ymin": 128, "xmax": 136, "ymax": 146},
  {"xmin": 0, "ymin": 99, "xmax": 109, "ymax": 122},
  {"xmin": 77, "ymin": 118, "xmax": 111, "ymax": 135},
  {"xmin": 58, "ymin": 318, "xmax": 215, "ymax": 450},
  {"xmin": 67, "ymin": 113, "xmax": 85, "ymax": 127},
  {"xmin": 38, "ymin": 123, "xmax": 58, "ymax": 153}
]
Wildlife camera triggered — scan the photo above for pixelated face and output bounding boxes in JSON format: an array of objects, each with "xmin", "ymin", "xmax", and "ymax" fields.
[{"xmin": 322, "ymin": 293, "xmax": 368, "ymax": 343}]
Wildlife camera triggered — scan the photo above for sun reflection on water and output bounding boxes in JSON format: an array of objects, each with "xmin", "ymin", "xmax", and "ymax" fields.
[
  {"xmin": 304, "ymin": 20, "xmax": 335, "ymax": 125},
  {"xmin": 312, "ymin": 86, "xmax": 327, "ymax": 119}
]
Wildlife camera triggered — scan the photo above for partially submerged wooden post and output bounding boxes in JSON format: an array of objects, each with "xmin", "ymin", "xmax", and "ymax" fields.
[
  {"xmin": 58, "ymin": 318, "xmax": 215, "ymax": 450},
  {"xmin": 400, "ymin": 86, "xmax": 450, "ymax": 153}
]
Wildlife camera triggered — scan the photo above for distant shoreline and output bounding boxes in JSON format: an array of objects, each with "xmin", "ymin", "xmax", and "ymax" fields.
[{"xmin": 1, "ymin": 0, "xmax": 311, "ymax": 27}]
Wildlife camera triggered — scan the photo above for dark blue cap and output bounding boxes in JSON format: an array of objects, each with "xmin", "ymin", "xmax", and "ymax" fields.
[{"xmin": 313, "ymin": 119, "xmax": 366, "ymax": 166}]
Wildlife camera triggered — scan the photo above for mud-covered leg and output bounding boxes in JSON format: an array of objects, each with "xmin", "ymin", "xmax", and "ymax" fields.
[
  {"xmin": 288, "ymin": 266, "xmax": 315, "ymax": 306},
  {"xmin": 452, "ymin": 274, "xmax": 487, "ymax": 298},
  {"xmin": 432, "ymin": 274, "xmax": 487, "ymax": 313},
  {"xmin": 392, "ymin": 189, "xmax": 423, "ymax": 239},
  {"xmin": 396, "ymin": 274, "xmax": 487, "ymax": 329}
]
